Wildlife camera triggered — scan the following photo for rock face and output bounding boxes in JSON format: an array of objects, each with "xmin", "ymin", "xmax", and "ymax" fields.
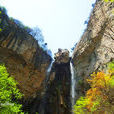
[
  {"xmin": 54, "ymin": 48, "xmax": 70, "ymax": 64},
  {"xmin": 72, "ymin": 0, "xmax": 114, "ymax": 100},
  {"xmin": 37, "ymin": 49, "xmax": 71, "ymax": 114},
  {"xmin": 0, "ymin": 9, "xmax": 72, "ymax": 114},
  {"xmin": 22, "ymin": 49, "xmax": 71, "ymax": 114},
  {"xmin": 0, "ymin": 12, "xmax": 52, "ymax": 98}
]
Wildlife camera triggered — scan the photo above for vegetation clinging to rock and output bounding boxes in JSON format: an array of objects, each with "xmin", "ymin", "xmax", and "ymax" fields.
[{"xmin": 74, "ymin": 61, "xmax": 114, "ymax": 114}]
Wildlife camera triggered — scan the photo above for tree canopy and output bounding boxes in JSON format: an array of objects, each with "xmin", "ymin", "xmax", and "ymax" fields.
[
  {"xmin": 73, "ymin": 61, "xmax": 114, "ymax": 114},
  {"xmin": 0, "ymin": 65, "xmax": 24, "ymax": 113}
]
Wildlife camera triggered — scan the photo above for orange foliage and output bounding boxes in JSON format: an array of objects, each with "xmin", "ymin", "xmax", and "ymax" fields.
[
  {"xmin": 85, "ymin": 71, "xmax": 111, "ymax": 111},
  {"xmin": 74, "ymin": 62, "xmax": 114, "ymax": 114}
]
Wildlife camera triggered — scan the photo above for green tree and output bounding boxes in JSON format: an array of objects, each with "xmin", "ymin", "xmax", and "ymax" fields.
[
  {"xmin": 0, "ymin": 65, "xmax": 24, "ymax": 113},
  {"xmin": 104, "ymin": 0, "xmax": 114, "ymax": 2}
]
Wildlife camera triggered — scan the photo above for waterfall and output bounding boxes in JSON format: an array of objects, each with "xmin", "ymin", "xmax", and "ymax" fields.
[
  {"xmin": 45, "ymin": 60, "xmax": 54, "ymax": 83},
  {"xmin": 70, "ymin": 62, "xmax": 76, "ymax": 112},
  {"xmin": 47, "ymin": 60, "xmax": 54, "ymax": 73},
  {"xmin": 39, "ymin": 60, "xmax": 54, "ymax": 114}
]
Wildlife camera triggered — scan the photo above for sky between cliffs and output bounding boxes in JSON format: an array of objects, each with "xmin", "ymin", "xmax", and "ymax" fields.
[{"xmin": 1, "ymin": 0, "xmax": 96, "ymax": 54}]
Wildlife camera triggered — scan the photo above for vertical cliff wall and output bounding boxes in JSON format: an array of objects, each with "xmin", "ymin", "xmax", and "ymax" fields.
[
  {"xmin": 72, "ymin": 0, "xmax": 114, "ymax": 100},
  {"xmin": 0, "ymin": 11, "xmax": 52, "ymax": 99}
]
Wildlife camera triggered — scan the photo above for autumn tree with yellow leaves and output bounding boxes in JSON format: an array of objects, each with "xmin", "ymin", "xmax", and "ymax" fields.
[{"xmin": 74, "ymin": 61, "xmax": 114, "ymax": 114}]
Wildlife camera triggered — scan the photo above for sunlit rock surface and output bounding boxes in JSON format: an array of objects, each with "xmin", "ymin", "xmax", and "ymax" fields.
[
  {"xmin": 54, "ymin": 48, "xmax": 70, "ymax": 64},
  {"xmin": 72, "ymin": 0, "xmax": 114, "ymax": 100},
  {"xmin": 0, "ymin": 13, "xmax": 52, "ymax": 98}
]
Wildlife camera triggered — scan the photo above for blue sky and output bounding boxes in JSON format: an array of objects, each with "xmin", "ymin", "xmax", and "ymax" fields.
[{"xmin": 1, "ymin": 0, "xmax": 96, "ymax": 54}]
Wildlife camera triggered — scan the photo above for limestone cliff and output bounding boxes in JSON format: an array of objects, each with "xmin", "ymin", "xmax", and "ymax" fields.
[
  {"xmin": 72, "ymin": 0, "xmax": 114, "ymax": 100},
  {"xmin": 0, "ymin": 12, "xmax": 52, "ymax": 98}
]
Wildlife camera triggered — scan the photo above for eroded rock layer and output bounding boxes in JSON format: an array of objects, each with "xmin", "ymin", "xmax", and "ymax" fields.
[
  {"xmin": 0, "ymin": 13, "xmax": 52, "ymax": 98},
  {"xmin": 72, "ymin": 0, "xmax": 114, "ymax": 100}
]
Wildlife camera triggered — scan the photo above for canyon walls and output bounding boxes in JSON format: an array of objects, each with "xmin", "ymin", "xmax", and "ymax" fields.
[
  {"xmin": 72, "ymin": 0, "xmax": 114, "ymax": 100},
  {"xmin": 0, "ymin": 0, "xmax": 114, "ymax": 113},
  {"xmin": 0, "ymin": 12, "xmax": 52, "ymax": 99},
  {"xmin": 0, "ymin": 8, "xmax": 72, "ymax": 114}
]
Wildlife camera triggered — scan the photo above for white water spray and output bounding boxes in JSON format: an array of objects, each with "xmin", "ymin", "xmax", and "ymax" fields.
[
  {"xmin": 70, "ymin": 62, "xmax": 76, "ymax": 111},
  {"xmin": 45, "ymin": 60, "xmax": 54, "ymax": 83},
  {"xmin": 47, "ymin": 60, "xmax": 54, "ymax": 73}
]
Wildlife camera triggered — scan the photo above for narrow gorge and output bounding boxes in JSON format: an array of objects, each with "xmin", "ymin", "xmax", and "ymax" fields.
[{"xmin": 0, "ymin": 0, "xmax": 114, "ymax": 114}]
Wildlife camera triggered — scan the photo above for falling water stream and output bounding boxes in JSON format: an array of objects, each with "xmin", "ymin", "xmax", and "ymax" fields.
[
  {"xmin": 47, "ymin": 60, "xmax": 54, "ymax": 73},
  {"xmin": 45, "ymin": 60, "xmax": 54, "ymax": 83},
  {"xmin": 70, "ymin": 62, "xmax": 76, "ymax": 113},
  {"xmin": 42, "ymin": 60, "xmax": 76, "ymax": 114},
  {"xmin": 39, "ymin": 60, "xmax": 54, "ymax": 114}
]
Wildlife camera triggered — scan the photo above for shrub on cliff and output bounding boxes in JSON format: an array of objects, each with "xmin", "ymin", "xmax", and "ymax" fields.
[
  {"xmin": 73, "ymin": 61, "xmax": 114, "ymax": 114},
  {"xmin": 0, "ymin": 6, "xmax": 7, "ymax": 15},
  {"xmin": 29, "ymin": 27, "xmax": 52, "ymax": 56},
  {"xmin": 104, "ymin": 0, "xmax": 114, "ymax": 2},
  {"xmin": 0, "ymin": 6, "xmax": 8, "ymax": 32},
  {"xmin": 0, "ymin": 65, "xmax": 24, "ymax": 113}
]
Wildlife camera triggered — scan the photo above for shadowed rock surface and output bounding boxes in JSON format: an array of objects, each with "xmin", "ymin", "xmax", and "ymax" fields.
[{"xmin": 39, "ymin": 49, "xmax": 71, "ymax": 114}]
